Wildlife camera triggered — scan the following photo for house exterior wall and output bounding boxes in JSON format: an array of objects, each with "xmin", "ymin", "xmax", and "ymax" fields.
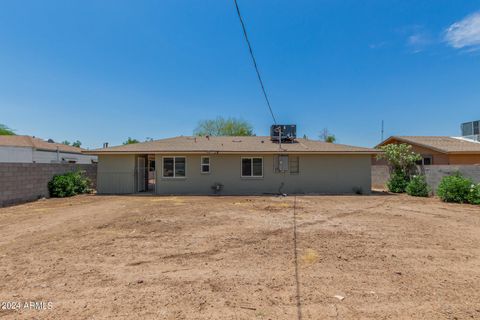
[
  {"xmin": 448, "ymin": 154, "xmax": 480, "ymax": 165},
  {"xmin": 0, "ymin": 146, "xmax": 34, "ymax": 162},
  {"xmin": 0, "ymin": 146, "xmax": 97, "ymax": 164},
  {"xmin": 97, "ymin": 154, "xmax": 136, "ymax": 194},
  {"xmin": 155, "ymin": 154, "xmax": 372, "ymax": 195},
  {"xmin": 33, "ymin": 150, "xmax": 97, "ymax": 164}
]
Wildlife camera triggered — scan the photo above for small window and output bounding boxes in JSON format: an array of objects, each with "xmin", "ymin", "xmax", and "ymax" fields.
[
  {"xmin": 163, "ymin": 157, "xmax": 186, "ymax": 178},
  {"xmin": 416, "ymin": 156, "xmax": 432, "ymax": 166},
  {"xmin": 201, "ymin": 156, "xmax": 210, "ymax": 173},
  {"xmin": 241, "ymin": 157, "xmax": 263, "ymax": 177}
]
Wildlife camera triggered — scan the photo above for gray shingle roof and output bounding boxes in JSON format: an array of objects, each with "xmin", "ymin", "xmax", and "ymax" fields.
[{"xmin": 85, "ymin": 136, "xmax": 378, "ymax": 154}]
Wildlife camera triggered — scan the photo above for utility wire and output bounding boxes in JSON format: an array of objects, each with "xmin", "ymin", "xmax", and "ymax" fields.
[{"xmin": 233, "ymin": 0, "xmax": 277, "ymax": 124}]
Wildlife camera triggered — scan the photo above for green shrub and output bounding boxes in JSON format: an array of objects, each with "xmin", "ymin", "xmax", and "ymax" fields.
[
  {"xmin": 48, "ymin": 171, "xmax": 91, "ymax": 198},
  {"xmin": 387, "ymin": 171, "xmax": 409, "ymax": 193},
  {"xmin": 436, "ymin": 173, "xmax": 472, "ymax": 203},
  {"xmin": 467, "ymin": 184, "xmax": 480, "ymax": 205},
  {"xmin": 406, "ymin": 175, "xmax": 429, "ymax": 197},
  {"xmin": 71, "ymin": 171, "xmax": 90, "ymax": 194}
]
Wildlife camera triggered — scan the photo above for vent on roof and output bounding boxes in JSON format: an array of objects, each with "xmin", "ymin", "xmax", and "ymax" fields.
[{"xmin": 270, "ymin": 125, "xmax": 296, "ymax": 142}]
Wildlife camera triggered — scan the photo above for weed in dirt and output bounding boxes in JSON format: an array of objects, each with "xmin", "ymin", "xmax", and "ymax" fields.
[{"xmin": 301, "ymin": 248, "xmax": 319, "ymax": 265}]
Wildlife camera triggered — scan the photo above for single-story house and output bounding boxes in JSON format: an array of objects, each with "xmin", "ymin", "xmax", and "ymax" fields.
[
  {"xmin": 373, "ymin": 136, "xmax": 480, "ymax": 165},
  {"xmin": 0, "ymin": 135, "xmax": 97, "ymax": 164},
  {"xmin": 85, "ymin": 136, "xmax": 378, "ymax": 195}
]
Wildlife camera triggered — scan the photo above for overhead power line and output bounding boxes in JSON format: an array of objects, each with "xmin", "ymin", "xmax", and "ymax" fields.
[{"xmin": 233, "ymin": 0, "xmax": 277, "ymax": 124}]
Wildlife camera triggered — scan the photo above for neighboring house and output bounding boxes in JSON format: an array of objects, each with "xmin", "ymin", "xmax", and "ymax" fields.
[
  {"xmin": 373, "ymin": 136, "xmax": 480, "ymax": 165},
  {"xmin": 85, "ymin": 135, "xmax": 378, "ymax": 195},
  {"xmin": 0, "ymin": 135, "xmax": 97, "ymax": 164}
]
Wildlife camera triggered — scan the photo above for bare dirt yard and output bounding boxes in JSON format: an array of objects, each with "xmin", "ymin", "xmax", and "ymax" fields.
[{"xmin": 0, "ymin": 194, "xmax": 479, "ymax": 319}]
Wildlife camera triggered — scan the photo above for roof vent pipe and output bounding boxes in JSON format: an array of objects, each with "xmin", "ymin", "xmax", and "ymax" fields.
[{"xmin": 103, "ymin": 142, "xmax": 109, "ymax": 148}]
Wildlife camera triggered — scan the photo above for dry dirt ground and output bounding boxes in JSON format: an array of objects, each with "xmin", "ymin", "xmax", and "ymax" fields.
[{"xmin": 0, "ymin": 194, "xmax": 479, "ymax": 319}]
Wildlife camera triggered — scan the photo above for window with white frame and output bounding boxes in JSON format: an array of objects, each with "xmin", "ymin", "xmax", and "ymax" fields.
[
  {"xmin": 163, "ymin": 157, "xmax": 186, "ymax": 178},
  {"xmin": 241, "ymin": 157, "xmax": 263, "ymax": 177},
  {"xmin": 201, "ymin": 156, "xmax": 210, "ymax": 173}
]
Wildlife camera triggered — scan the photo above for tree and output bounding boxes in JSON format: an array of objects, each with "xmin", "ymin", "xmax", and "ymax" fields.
[
  {"xmin": 62, "ymin": 140, "xmax": 71, "ymax": 146},
  {"xmin": 194, "ymin": 117, "xmax": 254, "ymax": 136},
  {"xmin": 319, "ymin": 128, "xmax": 336, "ymax": 143},
  {"xmin": 0, "ymin": 124, "xmax": 15, "ymax": 135},
  {"xmin": 72, "ymin": 140, "xmax": 82, "ymax": 147},
  {"xmin": 123, "ymin": 137, "xmax": 140, "ymax": 145},
  {"xmin": 377, "ymin": 143, "xmax": 422, "ymax": 175},
  {"xmin": 377, "ymin": 143, "xmax": 422, "ymax": 193}
]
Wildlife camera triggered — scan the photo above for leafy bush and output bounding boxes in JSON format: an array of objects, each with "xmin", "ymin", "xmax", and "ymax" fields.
[
  {"xmin": 48, "ymin": 171, "xmax": 91, "ymax": 198},
  {"xmin": 436, "ymin": 173, "xmax": 473, "ymax": 203},
  {"xmin": 406, "ymin": 175, "xmax": 429, "ymax": 197},
  {"xmin": 386, "ymin": 171, "xmax": 409, "ymax": 193},
  {"xmin": 467, "ymin": 184, "xmax": 480, "ymax": 205}
]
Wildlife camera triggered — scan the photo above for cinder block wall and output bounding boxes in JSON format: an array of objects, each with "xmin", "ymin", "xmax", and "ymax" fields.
[
  {"xmin": 371, "ymin": 165, "xmax": 390, "ymax": 189},
  {"xmin": 0, "ymin": 163, "xmax": 97, "ymax": 207},
  {"xmin": 372, "ymin": 165, "xmax": 480, "ymax": 192}
]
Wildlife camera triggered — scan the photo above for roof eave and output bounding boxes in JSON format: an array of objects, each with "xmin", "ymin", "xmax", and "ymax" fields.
[
  {"xmin": 84, "ymin": 150, "xmax": 380, "ymax": 155},
  {"xmin": 449, "ymin": 151, "xmax": 480, "ymax": 155},
  {"xmin": 36, "ymin": 148, "xmax": 83, "ymax": 154}
]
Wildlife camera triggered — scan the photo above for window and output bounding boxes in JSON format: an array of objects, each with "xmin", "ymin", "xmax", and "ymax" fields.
[
  {"xmin": 422, "ymin": 156, "xmax": 432, "ymax": 165},
  {"xmin": 416, "ymin": 156, "xmax": 432, "ymax": 166},
  {"xmin": 289, "ymin": 156, "xmax": 300, "ymax": 174},
  {"xmin": 201, "ymin": 156, "xmax": 210, "ymax": 173},
  {"xmin": 163, "ymin": 157, "xmax": 186, "ymax": 178},
  {"xmin": 241, "ymin": 157, "xmax": 263, "ymax": 177},
  {"xmin": 149, "ymin": 160, "xmax": 155, "ymax": 172}
]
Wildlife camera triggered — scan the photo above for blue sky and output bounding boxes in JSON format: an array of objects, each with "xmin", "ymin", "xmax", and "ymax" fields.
[{"xmin": 1, "ymin": 0, "xmax": 479, "ymax": 148}]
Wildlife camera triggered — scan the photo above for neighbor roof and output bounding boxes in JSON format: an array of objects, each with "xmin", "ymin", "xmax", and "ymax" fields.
[
  {"xmin": 0, "ymin": 135, "xmax": 83, "ymax": 154},
  {"xmin": 85, "ymin": 136, "xmax": 379, "ymax": 155},
  {"xmin": 376, "ymin": 136, "xmax": 480, "ymax": 154}
]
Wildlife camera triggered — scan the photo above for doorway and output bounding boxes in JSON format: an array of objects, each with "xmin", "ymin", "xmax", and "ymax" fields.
[
  {"xmin": 137, "ymin": 157, "xmax": 146, "ymax": 192},
  {"xmin": 136, "ymin": 155, "xmax": 156, "ymax": 193}
]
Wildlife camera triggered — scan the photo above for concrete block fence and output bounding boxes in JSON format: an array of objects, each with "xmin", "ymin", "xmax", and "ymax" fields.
[
  {"xmin": 372, "ymin": 165, "xmax": 480, "ymax": 192},
  {"xmin": 0, "ymin": 163, "xmax": 97, "ymax": 207}
]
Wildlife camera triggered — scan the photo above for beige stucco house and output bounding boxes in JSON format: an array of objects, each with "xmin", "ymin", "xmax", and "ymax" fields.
[{"xmin": 85, "ymin": 136, "xmax": 378, "ymax": 195}]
